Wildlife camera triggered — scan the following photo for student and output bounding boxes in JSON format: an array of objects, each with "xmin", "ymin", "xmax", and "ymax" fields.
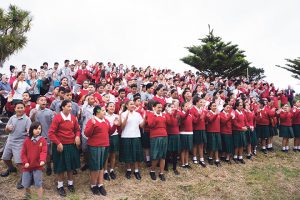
[
  {"xmin": 206, "ymin": 101, "xmax": 222, "ymax": 167},
  {"xmin": 147, "ymin": 101, "xmax": 168, "ymax": 181},
  {"xmin": 104, "ymin": 102, "xmax": 121, "ymax": 180},
  {"xmin": 190, "ymin": 97, "xmax": 207, "ymax": 167},
  {"xmin": 179, "ymin": 102, "xmax": 193, "ymax": 169},
  {"xmin": 153, "ymin": 85, "xmax": 166, "ymax": 108},
  {"xmin": 48, "ymin": 100, "xmax": 81, "ymax": 197},
  {"xmin": 120, "ymin": 100, "xmax": 145, "ymax": 180},
  {"xmin": 21, "ymin": 122, "xmax": 47, "ymax": 200},
  {"xmin": 52, "ymin": 88, "xmax": 80, "ymax": 117},
  {"xmin": 142, "ymin": 100, "xmax": 154, "ymax": 167},
  {"xmin": 84, "ymin": 105, "xmax": 119, "ymax": 196},
  {"xmin": 232, "ymin": 101, "xmax": 248, "ymax": 164},
  {"xmin": 292, "ymin": 100, "xmax": 300, "ymax": 151},
  {"xmin": 0, "ymin": 102, "xmax": 31, "ymax": 189},
  {"xmin": 220, "ymin": 103, "xmax": 234, "ymax": 164},
  {"xmin": 30, "ymin": 96, "xmax": 55, "ymax": 176},
  {"xmin": 244, "ymin": 102, "xmax": 257, "ymax": 157},
  {"xmin": 22, "ymin": 92, "xmax": 36, "ymax": 117},
  {"xmin": 277, "ymin": 104, "xmax": 294, "ymax": 152}
]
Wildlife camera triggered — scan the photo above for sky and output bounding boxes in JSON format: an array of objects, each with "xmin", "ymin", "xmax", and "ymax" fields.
[{"xmin": 1, "ymin": 0, "xmax": 300, "ymax": 91}]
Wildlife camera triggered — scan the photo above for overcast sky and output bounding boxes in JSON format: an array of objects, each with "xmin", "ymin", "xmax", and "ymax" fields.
[{"xmin": 2, "ymin": 0, "xmax": 300, "ymax": 91}]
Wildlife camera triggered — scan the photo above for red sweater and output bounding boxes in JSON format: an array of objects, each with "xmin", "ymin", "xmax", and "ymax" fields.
[
  {"xmin": 84, "ymin": 118, "xmax": 117, "ymax": 147},
  {"xmin": 279, "ymin": 111, "xmax": 293, "ymax": 126},
  {"xmin": 165, "ymin": 112, "xmax": 180, "ymax": 135},
  {"xmin": 232, "ymin": 110, "xmax": 248, "ymax": 131},
  {"xmin": 190, "ymin": 106, "xmax": 206, "ymax": 131},
  {"xmin": 73, "ymin": 69, "xmax": 92, "ymax": 85},
  {"xmin": 206, "ymin": 111, "xmax": 220, "ymax": 133},
  {"xmin": 255, "ymin": 107, "xmax": 274, "ymax": 126},
  {"xmin": 115, "ymin": 97, "xmax": 129, "ymax": 114},
  {"xmin": 48, "ymin": 114, "xmax": 80, "ymax": 145},
  {"xmin": 147, "ymin": 113, "xmax": 168, "ymax": 138},
  {"xmin": 21, "ymin": 137, "xmax": 47, "ymax": 172},
  {"xmin": 179, "ymin": 110, "xmax": 193, "ymax": 132},
  {"xmin": 144, "ymin": 110, "xmax": 152, "ymax": 132},
  {"xmin": 220, "ymin": 111, "xmax": 232, "ymax": 134},
  {"xmin": 292, "ymin": 108, "xmax": 300, "ymax": 125},
  {"xmin": 244, "ymin": 110, "xmax": 256, "ymax": 127},
  {"xmin": 25, "ymin": 102, "xmax": 36, "ymax": 117}
]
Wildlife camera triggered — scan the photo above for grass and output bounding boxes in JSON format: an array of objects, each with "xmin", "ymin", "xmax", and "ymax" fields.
[{"xmin": 0, "ymin": 137, "xmax": 299, "ymax": 200}]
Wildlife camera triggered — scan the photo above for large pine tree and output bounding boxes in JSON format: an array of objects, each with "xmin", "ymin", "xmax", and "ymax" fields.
[
  {"xmin": 181, "ymin": 26, "xmax": 264, "ymax": 80},
  {"xmin": 276, "ymin": 57, "xmax": 300, "ymax": 79}
]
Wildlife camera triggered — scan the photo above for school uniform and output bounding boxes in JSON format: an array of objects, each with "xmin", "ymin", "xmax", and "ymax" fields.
[
  {"xmin": 279, "ymin": 111, "xmax": 294, "ymax": 138},
  {"xmin": 179, "ymin": 110, "xmax": 194, "ymax": 151},
  {"xmin": 190, "ymin": 106, "xmax": 207, "ymax": 145},
  {"xmin": 48, "ymin": 112, "xmax": 81, "ymax": 173},
  {"xmin": 292, "ymin": 107, "xmax": 300, "ymax": 138},
  {"xmin": 244, "ymin": 110, "xmax": 258, "ymax": 146},
  {"xmin": 232, "ymin": 110, "xmax": 248, "ymax": 148},
  {"xmin": 220, "ymin": 111, "xmax": 233, "ymax": 154},
  {"xmin": 153, "ymin": 95, "xmax": 166, "ymax": 108},
  {"xmin": 80, "ymin": 104, "xmax": 94, "ymax": 152},
  {"xmin": 51, "ymin": 100, "xmax": 80, "ymax": 117},
  {"xmin": 147, "ymin": 112, "xmax": 168, "ymax": 160},
  {"xmin": 255, "ymin": 107, "xmax": 274, "ymax": 139},
  {"xmin": 142, "ymin": 111, "xmax": 151, "ymax": 149},
  {"xmin": 266, "ymin": 106, "xmax": 278, "ymax": 137},
  {"xmin": 21, "ymin": 136, "xmax": 47, "ymax": 188},
  {"xmin": 24, "ymin": 102, "xmax": 36, "ymax": 117},
  {"xmin": 206, "ymin": 111, "xmax": 222, "ymax": 151},
  {"xmin": 1, "ymin": 114, "xmax": 31, "ymax": 164},
  {"xmin": 105, "ymin": 113, "xmax": 121, "ymax": 153},
  {"xmin": 166, "ymin": 112, "xmax": 181, "ymax": 152}
]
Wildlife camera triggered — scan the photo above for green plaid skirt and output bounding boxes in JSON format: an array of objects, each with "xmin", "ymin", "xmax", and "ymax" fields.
[
  {"xmin": 233, "ymin": 131, "xmax": 247, "ymax": 148},
  {"xmin": 221, "ymin": 134, "xmax": 233, "ymax": 154},
  {"xmin": 88, "ymin": 146, "xmax": 108, "ymax": 171},
  {"xmin": 269, "ymin": 125, "xmax": 278, "ymax": 137},
  {"xmin": 119, "ymin": 138, "xmax": 144, "ymax": 163},
  {"xmin": 193, "ymin": 130, "xmax": 207, "ymax": 145},
  {"xmin": 150, "ymin": 137, "xmax": 168, "ymax": 160},
  {"xmin": 180, "ymin": 134, "xmax": 193, "ymax": 151},
  {"xmin": 167, "ymin": 134, "xmax": 181, "ymax": 152},
  {"xmin": 256, "ymin": 125, "xmax": 270, "ymax": 139},
  {"xmin": 293, "ymin": 125, "xmax": 300, "ymax": 138},
  {"xmin": 207, "ymin": 132, "xmax": 222, "ymax": 151},
  {"xmin": 109, "ymin": 135, "xmax": 119, "ymax": 153},
  {"xmin": 141, "ymin": 131, "xmax": 150, "ymax": 149},
  {"xmin": 52, "ymin": 144, "xmax": 80, "ymax": 174},
  {"xmin": 245, "ymin": 129, "xmax": 258, "ymax": 146},
  {"xmin": 279, "ymin": 126, "xmax": 294, "ymax": 138}
]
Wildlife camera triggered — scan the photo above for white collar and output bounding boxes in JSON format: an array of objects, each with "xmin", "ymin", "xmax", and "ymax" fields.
[
  {"xmin": 154, "ymin": 112, "xmax": 162, "ymax": 117},
  {"xmin": 236, "ymin": 110, "xmax": 243, "ymax": 115},
  {"xmin": 95, "ymin": 116, "xmax": 105, "ymax": 123},
  {"xmin": 61, "ymin": 112, "xmax": 71, "ymax": 121}
]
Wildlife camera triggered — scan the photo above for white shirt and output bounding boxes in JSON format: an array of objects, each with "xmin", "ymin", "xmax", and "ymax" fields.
[
  {"xmin": 105, "ymin": 113, "xmax": 119, "ymax": 136},
  {"xmin": 60, "ymin": 112, "xmax": 71, "ymax": 121},
  {"xmin": 12, "ymin": 80, "xmax": 30, "ymax": 100},
  {"xmin": 121, "ymin": 110, "xmax": 143, "ymax": 138}
]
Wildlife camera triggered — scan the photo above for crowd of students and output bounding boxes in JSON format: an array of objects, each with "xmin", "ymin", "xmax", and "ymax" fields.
[{"xmin": 0, "ymin": 60, "xmax": 299, "ymax": 199}]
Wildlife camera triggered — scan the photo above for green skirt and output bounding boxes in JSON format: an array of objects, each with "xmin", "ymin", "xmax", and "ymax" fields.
[
  {"xmin": 279, "ymin": 126, "xmax": 294, "ymax": 138},
  {"xmin": 119, "ymin": 138, "xmax": 144, "ymax": 163},
  {"xmin": 245, "ymin": 129, "xmax": 258, "ymax": 146},
  {"xmin": 167, "ymin": 134, "xmax": 181, "ymax": 152},
  {"xmin": 52, "ymin": 144, "xmax": 80, "ymax": 174},
  {"xmin": 88, "ymin": 146, "xmax": 108, "ymax": 171},
  {"xmin": 233, "ymin": 130, "xmax": 247, "ymax": 148},
  {"xmin": 180, "ymin": 134, "xmax": 193, "ymax": 151},
  {"xmin": 109, "ymin": 135, "xmax": 119, "ymax": 153},
  {"xmin": 193, "ymin": 130, "xmax": 207, "ymax": 145},
  {"xmin": 269, "ymin": 125, "xmax": 278, "ymax": 136},
  {"xmin": 141, "ymin": 131, "xmax": 150, "ymax": 149},
  {"xmin": 150, "ymin": 137, "xmax": 168, "ymax": 160},
  {"xmin": 221, "ymin": 134, "xmax": 233, "ymax": 154},
  {"xmin": 207, "ymin": 132, "xmax": 222, "ymax": 152},
  {"xmin": 292, "ymin": 125, "xmax": 300, "ymax": 138},
  {"xmin": 256, "ymin": 125, "xmax": 270, "ymax": 139}
]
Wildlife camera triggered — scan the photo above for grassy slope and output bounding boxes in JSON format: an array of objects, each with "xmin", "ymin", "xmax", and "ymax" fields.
[{"xmin": 0, "ymin": 137, "xmax": 299, "ymax": 200}]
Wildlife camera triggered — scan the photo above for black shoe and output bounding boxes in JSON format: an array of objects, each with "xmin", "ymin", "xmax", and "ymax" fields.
[
  {"xmin": 185, "ymin": 164, "xmax": 192, "ymax": 169},
  {"xmin": 173, "ymin": 170, "xmax": 180, "ymax": 175},
  {"xmin": 246, "ymin": 155, "xmax": 252, "ymax": 160},
  {"xmin": 125, "ymin": 171, "xmax": 132, "ymax": 179},
  {"xmin": 0, "ymin": 167, "xmax": 17, "ymax": 177},
  {"xmin": 281, "ymin": 149, "xmax": 286, "ymax": 152},
  {"xmin": 57, "ymin": 187, "xmax": 66, "ymax": 197},
  {"xmin": 239, "ymin": 159, "xmax": 246, "ymax": 164},
  {"xmin": 16, "ymin": 179, "xmax": 24, "ymax": 189},
  {"xmin": 267, "ymin": 147, "xmax": 274, "ymax": 152},
  {"xmin": 208, "ymin": 158, "xmax": 214, "ymax": 165},
  {"xmin": 146, "ymin": 161, "xmax": 151, "ymax": 167},
  {"xmin": 134, "ymin": 171, "xmax": 142, "ymax": 180},
  {"xmin": 91, "ymin": 186, "xmax": 100, "ymax": 195},
  {"xmin": 225, "ymin": 159, "xmax": 232, "ymax": 165},
  {"xmin": 98, "ymin": 185, "xmax": 107, "ymax": 196},
  {"xmin": 67, "ymin": 184, "xmax": 75, "ymax": 193},
  {"xmin": 253, "ymin": 150, "xmax": 257, "ymax": 156},
  {"xmin": 81, "ymin": 164, "xmax": 89, "ymax": 171},
  {"xmin": 220, "ymin": 157, "xmax": 226, "ymax": 161},
  {"xmin": 214, "ymin": 161, "xmax": 221, "ymax": 167},
  {"xmin": 293, "ymin": 149, "xmax": 297, "ymax": 152},
  {"xmin": 46, "ymin": 167, "xmax": 52, "ymax": 176},
  {"xmin": 72, "ymin": 169, "xmax": 78, "ymax": 175},
  {"xmin": 104, "ymin": 172, "xmax": 110, "ymax": 181},
  {"xmin": 199, "ymin": 161, "xmax": 206, "ymax": 168},
  {"xmin": 262, "ymin": 149, "xmax": 267, "ymax": 154},
  {"xmin": 233, "ymin": 158, "xmax": 239, "ymax": 164},
  {"xmin": 159, "ymin": 173, "xmax": 166, "ymax": 181},
  {"xmin": 285, "ymin": 149, "xmax": 289, "ymax": 153},
  {"xmin": 298, "ymin": 149, "xmax": 300, "ymax": 152},
  {"xmin": 164, "ymin": 165, "xmax": 169, "ymax": 171},
  {"xmin": 110, "ymin": 171, "xmax": 116, "ymax": 180},
  {"xmin": 150, "ymin": 171, "xmax": 156, "ymax": 180}
]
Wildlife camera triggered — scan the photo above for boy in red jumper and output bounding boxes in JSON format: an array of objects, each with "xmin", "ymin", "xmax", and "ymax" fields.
[{"xmin": 21, "ymin": 122, "xmax": 47, "ymax": 200}]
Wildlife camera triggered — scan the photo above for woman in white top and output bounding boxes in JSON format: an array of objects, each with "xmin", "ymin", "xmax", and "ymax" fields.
[
  {"xmin": 120, "ymin": 100, "xmax": 145, "ymax": 180},
  {"xmin": 13, "ymin": 72, "xmax": 30, "ymax": 104}
]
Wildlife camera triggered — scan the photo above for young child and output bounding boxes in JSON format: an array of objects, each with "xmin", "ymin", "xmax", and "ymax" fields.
[
  {"xmin": 21, "ymin": 122, "xmax": 47, "ymax": 200},
  {"xmin": 292, "ymin": 100, "xmax": 300, "ymax": 151},
  {"xmin": 277, "ymin": 104, "xmax": 294, "ymax": 152}
]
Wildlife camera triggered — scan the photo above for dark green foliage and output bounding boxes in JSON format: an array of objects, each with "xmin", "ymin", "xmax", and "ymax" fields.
[{"xmin": 276, "ymin": 57, "xmax": 300, "ymax": 80}]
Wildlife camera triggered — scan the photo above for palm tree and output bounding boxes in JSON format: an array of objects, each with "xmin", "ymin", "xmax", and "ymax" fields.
[
  {"xmin": 0, "ymin": 5, "xmax": 32, "ymax": 68},
  {"xmin": 276, "ymin": 57, "xmax": 300, "ymax": 80}
]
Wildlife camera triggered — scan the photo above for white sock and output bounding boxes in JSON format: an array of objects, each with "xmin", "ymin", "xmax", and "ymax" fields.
[
  {"xmin": 104, "ymin": 170, "xmax": 108, "ymax": 174},
  {"xmin": 238, "ymin": 156, "xmax": 243, "ymax": 160},
  {"xmin": 215, "ymin": 159, "xmax": 220, "ymax": 162},
  {"xmin": 298, "ymin": 146, "xmax": 300, "ymax": 149},
  {"xmin": 247, "ymin": 154, "xmax": 251, "ymax": 156},
  {"xmin": 185, "ymin": 163, "xmax": 189, "ymax": 166},
  {"xmin": 159, "ymin": 172, "xmax": 164, "ymax": 175},
  {"xmin": 270, "ymin": 143, "xmax": 273, "ymax": 148},
  {"xmin": 127, "ymin": 169, "xmax": 131, "ymax": 172},
  {"xmin": 282, "ymin": 147, "xmax": 286, "ymax": 150},
  {"xmin": 200, "ymin": 157, "xmax": 204, "ymax": 162},
  {"xmin": 57, "ymin": 181, "xmax": 63, "ymax": 188},
  {"xmin": 91, "ymin": 184, "xmax": 96, "ymax": 188},
  {"xmin": 208, "ymin": 157, "xmax": 213, "ymax": 160},
  {"xmin": 262, "ymin": 146, "xmax": 266, "ymax": 150},
  {"xmin": 286, "ymin": 146, "xmax": 289, "ymax": 150},
  {"xmin": 110, "ymin": 169, "xmax": 114, "ymax": 173},
  {"xmin": 150, "ymin": 170, "xmax": 155, "ymax": 173},
  {"xmin": 233, "ymin": 155, "xmax": 237, "ymax": 159},
  {"xmin": 193, "ymin": 156, "xmax": 197, "ymax": 160},
  {"xmin": 67, "ymin": 180, "xmax": 73, "ymax": 186},
  {"xmin": 146, "ymin": 156, "xmax": 150, "ymax": 161},
  {"xmin": 98, "ymin": 184, "xmax": 103, "ymax": 187},
  {"xmin": 267, "ymin": 144, "xmax": 271, "ymax": 148},
  {"xmin": 134, "ymin": 169, "xmax": 139, "ymax": 173}
]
